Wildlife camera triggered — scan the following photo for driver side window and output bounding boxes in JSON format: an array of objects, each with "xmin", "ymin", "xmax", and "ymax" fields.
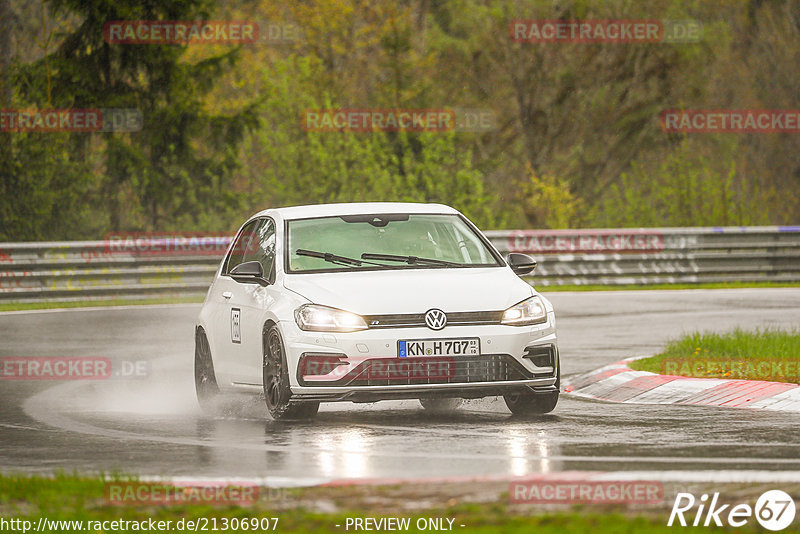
[
  {"xmin": 243, "ymin": 218, "xmax": 277, "ymax": 283},
  {"xmin": 225, "ymin": 219, "xmax": 261, "ymax": 275}
]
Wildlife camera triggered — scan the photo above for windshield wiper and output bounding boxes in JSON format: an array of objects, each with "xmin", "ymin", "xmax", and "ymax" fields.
[
  {"xmin": 360, "ymin": 253, "xmax": 459, "ymax": 267},
  {"xmin": 295, "ymin": 249, "xmax": 388, "ymax": 268}
]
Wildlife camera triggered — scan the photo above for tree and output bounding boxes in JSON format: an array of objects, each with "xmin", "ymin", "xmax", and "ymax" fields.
[
  {"xmin": 4, "ymin": 0, "xmax": 259, "ymax": 238},
  {"xmin": 240, "ymin": 56, "xmax": 503, "ymax": 228}
]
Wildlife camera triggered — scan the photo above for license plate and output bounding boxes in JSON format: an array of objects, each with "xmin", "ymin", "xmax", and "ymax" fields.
[{"xmin": 398, "ymin": 338, "xmax": 480, "ymax": 358}]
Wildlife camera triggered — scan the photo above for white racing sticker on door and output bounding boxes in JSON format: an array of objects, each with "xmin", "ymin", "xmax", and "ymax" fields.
[{"xmin": 231, "ymin": 308, "xmax": 241, "ymax": 344}]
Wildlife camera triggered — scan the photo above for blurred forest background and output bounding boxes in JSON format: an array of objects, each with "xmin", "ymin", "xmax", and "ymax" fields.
[{"xmin": 1, "ymin": 0, "xmax": 799, "ymax": 240}]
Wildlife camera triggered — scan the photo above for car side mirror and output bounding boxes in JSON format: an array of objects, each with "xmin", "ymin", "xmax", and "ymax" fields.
[
  {"xmin": 230, "ymin": 261, "xmax": 270, "ymax": 286},
  {"xmin": 507, "ymin": 253, "xmax": 537, "ymax": 275}
]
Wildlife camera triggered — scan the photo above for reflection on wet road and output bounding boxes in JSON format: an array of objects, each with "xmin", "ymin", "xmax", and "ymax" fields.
[{"xmin": 2, "ymin": 289, "xmax": 799, "ymax": 481}]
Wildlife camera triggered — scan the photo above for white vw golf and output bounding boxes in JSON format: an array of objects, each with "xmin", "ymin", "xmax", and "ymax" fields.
[{"xmin": 195, "ymin": 203, "xmax": 559, "ymax": 419}]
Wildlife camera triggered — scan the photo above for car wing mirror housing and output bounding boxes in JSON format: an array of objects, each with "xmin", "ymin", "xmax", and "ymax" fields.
[
  {"xmin": 507, "ymin": 253, "xmax": 537, "ymax": 276},
  {"xmin": 230, "ymin": 261, "xmax": 270, "ymax": 286}
]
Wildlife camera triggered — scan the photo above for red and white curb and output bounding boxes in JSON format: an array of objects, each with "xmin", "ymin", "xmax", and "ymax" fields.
[{"xmin": 563, "ymin": 358, "xmax": 800, "ymax": 412}]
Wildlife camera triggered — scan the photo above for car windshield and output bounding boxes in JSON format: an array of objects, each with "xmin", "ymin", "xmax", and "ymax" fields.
[{"xmin": 286, "ymin": 214, "xmax": 501, "ymax": 272}]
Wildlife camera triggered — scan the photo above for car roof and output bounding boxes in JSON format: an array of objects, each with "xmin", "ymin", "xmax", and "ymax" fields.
[{"xmin": 251, "ymin": 202, "xmax": 459, "ymax": 221}]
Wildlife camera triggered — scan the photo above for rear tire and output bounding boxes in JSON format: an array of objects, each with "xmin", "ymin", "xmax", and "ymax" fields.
[
  {"xmin": 419, "ymin": 398, "xmax": 462, "ymax": 413},
  {"xmin": 263, "ymin": 325, "xmax": 319, "ymax": 420},
  {"xmin": 194, "ymin": 327, "xmax": 221, "ymax": 413}
]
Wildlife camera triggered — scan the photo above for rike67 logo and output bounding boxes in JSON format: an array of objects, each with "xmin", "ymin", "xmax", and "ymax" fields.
[{"xmin": 669, "ymin": 490, "xmax": 796, "ymax": 531}]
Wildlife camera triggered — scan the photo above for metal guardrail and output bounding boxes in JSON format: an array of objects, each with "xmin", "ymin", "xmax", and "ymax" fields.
[
  {"xmin": 486, "ymin": 225, "xmax": 800, "ymax": 286},
  {"xmin": 0, "ymin": 226, "xmax": 798, "ymax": 301},
  {"xmin": 0, "ymin": 239, "xmax": 225, "ymax": 302}
]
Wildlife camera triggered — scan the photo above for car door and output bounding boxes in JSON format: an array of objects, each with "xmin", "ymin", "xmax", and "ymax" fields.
[
  {"xmin": 227, "ymin": 217, "xmax": 280, "ymax": 387},
  {"xmin": 207, "ymin": 219, "xmax": 262, "ymax": 387}
]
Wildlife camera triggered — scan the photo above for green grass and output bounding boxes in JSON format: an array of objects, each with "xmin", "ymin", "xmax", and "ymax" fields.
[
  {"xmin": 535, "ymin": 281, "xmax": 800, "ymax": 292},
  {"xmin": 630, "ymin": 328, "xmax": 800, "ymax": 383},
  {"xmin": 0, "ymin": 474, "xmax": 746, "ymax": 533},
  {"xmin": 0, "ymin": 296, "xmax": 204, "ymax": 312}
]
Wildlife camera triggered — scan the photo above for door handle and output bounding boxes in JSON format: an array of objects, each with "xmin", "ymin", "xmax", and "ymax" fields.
[{"xmin": 222, "ymin": 291, "xmax": 233, "ymax": 299}]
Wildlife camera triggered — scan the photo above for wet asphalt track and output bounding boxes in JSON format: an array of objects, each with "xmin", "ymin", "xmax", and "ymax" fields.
[{"xmin": 1, "ymin": 288, "xmax": 800, "ymax": 482}]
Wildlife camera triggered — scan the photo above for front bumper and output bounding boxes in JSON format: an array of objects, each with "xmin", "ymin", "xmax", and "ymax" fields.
[
  {"xmin": 291, "ymin": 381, "xmax": 559, "ymax": 402},
  {"xmin": 280, "ymin": 312, "xmax": 558, "ymax": 401}
]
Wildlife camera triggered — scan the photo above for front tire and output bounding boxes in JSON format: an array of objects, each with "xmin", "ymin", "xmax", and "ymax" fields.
[
  {"xmin": 504, "ymin": 357, "xmax": 560, "ymax": 415},
  {"xmin": 194, "ymin": 327, "xmax": 221, "ymax": 413},
  {"xmin": 263, "ymin": 325, "xmax": 319, "ymax": 420},
  {"xmin": 503, "ymin": 389, "xmax": 559, "ymax": 415},
  {"xmin": 419, "ymin": 398, "xmax": 463, "ymax": 413}
]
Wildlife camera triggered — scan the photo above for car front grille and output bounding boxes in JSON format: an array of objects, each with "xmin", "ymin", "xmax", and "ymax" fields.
[
  {"xmin": 298, "ymin": 354, "xmax": 535, "ymax": 387},
  {"xmin": 363, "ymin": 310, "xmax": 504, "ymax": 329}
]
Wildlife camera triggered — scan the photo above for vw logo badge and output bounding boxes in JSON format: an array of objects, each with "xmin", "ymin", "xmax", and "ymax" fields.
[{"xmin": 424, "ymin": 309, "xmax": 447, "ymax": 330}]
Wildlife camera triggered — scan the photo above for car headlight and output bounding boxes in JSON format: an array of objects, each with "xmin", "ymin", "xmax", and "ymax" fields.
[
  {"xmin": 501, "ymin": 296, "xmax": 548, "ymax": 326},
  {"xmin": 294, "ymin": 304, "xmax": 368, "ymax": 332}
]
